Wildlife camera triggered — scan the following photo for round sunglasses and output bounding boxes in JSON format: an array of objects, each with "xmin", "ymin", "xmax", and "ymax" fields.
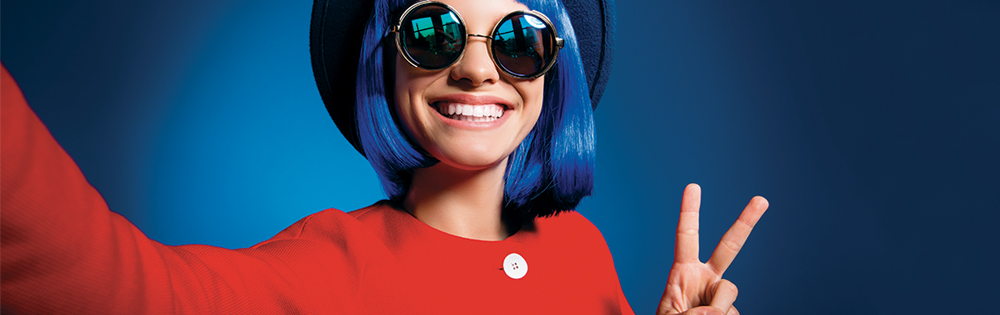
[{"xmin": 389, "ymin": 1, "xmax": 565, "ymax": 79}]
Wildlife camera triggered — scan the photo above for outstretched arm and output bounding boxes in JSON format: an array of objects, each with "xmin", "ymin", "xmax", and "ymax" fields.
[
  {"xmin": 657, "ymin": 184, "xmax": 768, "ymax": 315},
  {"xmin": 0, "ymin": 65, "xmax": 339, "ymax": 313}
]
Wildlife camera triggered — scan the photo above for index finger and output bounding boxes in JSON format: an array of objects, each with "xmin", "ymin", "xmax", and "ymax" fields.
[{"xmin": 707, "ymin": 196, "xmax": 768, "ymax": 274}]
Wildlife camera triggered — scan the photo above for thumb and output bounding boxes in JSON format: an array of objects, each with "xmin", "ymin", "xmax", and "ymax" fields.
[{"xmin": 680, "ymin": 306, "xmax": 726, "ymax": 315}]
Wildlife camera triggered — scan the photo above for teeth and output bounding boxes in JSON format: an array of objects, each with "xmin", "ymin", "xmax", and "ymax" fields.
[{"xmin": 436, "ymin": 103, "xmax": 506, "ymax": 122}]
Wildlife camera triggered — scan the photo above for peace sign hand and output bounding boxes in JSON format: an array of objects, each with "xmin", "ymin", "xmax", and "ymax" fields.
[{"xmin": 657, "ymin": 184, "xmax": 769, "ymax": 315}]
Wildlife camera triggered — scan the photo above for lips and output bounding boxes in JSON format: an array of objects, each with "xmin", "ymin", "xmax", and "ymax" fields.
[
  {"xmin": 429, "ymin": 94, "xmax": 513, "ymax": 123},
  {"xmin": 435, "ymin": 103, "xmax": 505, "ymax": 122}
]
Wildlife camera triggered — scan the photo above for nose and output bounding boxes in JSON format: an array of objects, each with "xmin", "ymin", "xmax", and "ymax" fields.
[{"xmin": 449, "ymin": 35, "xmax": 500, "ymax": 86}]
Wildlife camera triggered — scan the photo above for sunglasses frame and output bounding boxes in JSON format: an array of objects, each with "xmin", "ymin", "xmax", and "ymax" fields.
[{"xmin": 388, "ymin": 0, "xmax": 565, "ymax": 79}]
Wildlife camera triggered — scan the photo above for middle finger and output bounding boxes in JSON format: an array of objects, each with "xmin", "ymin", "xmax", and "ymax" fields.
[{"xmin": 674, "ymin": 183, "xmax": 702, "ymax": 263}]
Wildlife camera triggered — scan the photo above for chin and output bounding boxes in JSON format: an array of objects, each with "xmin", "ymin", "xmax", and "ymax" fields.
[{"xmin": 433, "ymin": 148, "xmax": 510, "ymax": 171}]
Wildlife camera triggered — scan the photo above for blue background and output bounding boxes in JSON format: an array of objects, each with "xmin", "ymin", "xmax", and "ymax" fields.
[{"xmin": 3, "ymin": 0, "xmax": 998, "ymax": 313}]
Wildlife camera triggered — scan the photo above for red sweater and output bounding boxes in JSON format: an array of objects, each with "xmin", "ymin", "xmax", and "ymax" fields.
[{"xmin": 1, "ymin": 65, "xmax": 635, "ymax": 314}]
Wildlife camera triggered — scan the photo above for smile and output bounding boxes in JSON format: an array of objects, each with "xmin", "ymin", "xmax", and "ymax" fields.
[{"xmin": 435, "ymin": 103, "xmax": 506, "ymax": 122}]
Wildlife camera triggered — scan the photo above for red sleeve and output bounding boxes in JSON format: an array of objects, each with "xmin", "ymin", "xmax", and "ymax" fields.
[
  {"xmin": 543, "ymin": 211, "xmax": 636, "ymax": 315},
  {"xmin": 619, "ymin": 285, "xmax": 635, "ymax": 315},
  {"xmin": 575, "ymin": 211, "xmax": 636, "ymax": 315},
  {"xmin": 585, "ymin": 216, "xmax": 636, "ymax": 315},
  {"xmin": 0, "ymin": 65, "xmax": 354, "ymax": 314}
]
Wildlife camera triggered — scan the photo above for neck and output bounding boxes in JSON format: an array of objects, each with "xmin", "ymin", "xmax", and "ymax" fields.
[{"xmin": 403, "ymin": 159, "xmax": 509, "ymax": 241}]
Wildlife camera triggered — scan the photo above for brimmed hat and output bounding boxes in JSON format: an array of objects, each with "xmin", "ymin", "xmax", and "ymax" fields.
[{"xmin": 310, "ymin": 0, "xmax": 615, "ymax": 155}]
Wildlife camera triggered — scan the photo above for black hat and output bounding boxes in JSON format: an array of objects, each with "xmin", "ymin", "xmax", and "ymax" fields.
[{"xmin": 310, "ymin": 0, "xmax": 616, "ymax": 155}]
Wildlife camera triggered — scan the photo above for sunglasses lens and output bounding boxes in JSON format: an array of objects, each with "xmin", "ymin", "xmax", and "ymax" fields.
[
  {"xmin": 492, "ymin": 13, "xmax": 557, "ymax": 77},
  {"xmin": 400, "ymin": 4, "xmax": 465, "ymax": 69}
]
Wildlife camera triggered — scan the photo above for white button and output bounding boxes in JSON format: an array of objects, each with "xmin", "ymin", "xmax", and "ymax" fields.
[{"xmin": 503, "ymin": 253, "xmax": 528, "ymax": 279}]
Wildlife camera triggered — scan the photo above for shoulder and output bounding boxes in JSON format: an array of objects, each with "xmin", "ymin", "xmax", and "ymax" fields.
[
  {"xmin": 234, "ymin": 202, "xmax": 404, "ymax": 313},
  {"xmin": 533, "ymin": 210, "xmax": 607, "ymax": 243},
  {"xmin": 525, "ymin": 210, "xmax": 615, "ymax": 260},
  {"xmin": 243, "ymin": 201, "xmax": 399, "ymax": 277},
  {"xmin": 519, "ymin": 211, "xmax": 627, "ymax": 312},
  {"xmin": 253, "ymin": 201, "xmax": 396, "ymax": 252}
]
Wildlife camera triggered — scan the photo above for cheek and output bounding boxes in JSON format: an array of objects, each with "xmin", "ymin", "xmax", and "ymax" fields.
[
  {"xmin": 393, "ymin": 57, "xmax": 410, "ymax": 105},
  {"xmin": 519, "ymin": 80, "xmax": 546, "ymax": 132},
  {"xmin": 393, "ymin": 58, "xmax": 424, "ymax": 139},
  {"xmin": 391, "ymin": 57, "xmax": 446, "ymax": 155},
  {"xmin": 393, "ymin": 58, "xmax": 412, "ymax": 118}
]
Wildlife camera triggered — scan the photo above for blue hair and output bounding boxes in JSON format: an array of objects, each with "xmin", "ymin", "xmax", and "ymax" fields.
[{"xmin": 355, "ymin": 0, "xmax": 595, "ymax": 218}]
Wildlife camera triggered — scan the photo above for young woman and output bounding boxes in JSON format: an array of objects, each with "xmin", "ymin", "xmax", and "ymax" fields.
[{"xmin": 0, "ymin": 0, "xmax": 767, "ymax": 314}]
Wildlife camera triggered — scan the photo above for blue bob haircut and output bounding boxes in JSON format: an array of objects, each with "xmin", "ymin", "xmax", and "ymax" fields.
[{"xmin": 354, "ymin": 0, "xmax": 595, "ymax": 219}]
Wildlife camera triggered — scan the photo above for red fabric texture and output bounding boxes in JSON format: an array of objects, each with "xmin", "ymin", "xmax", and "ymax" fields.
[{"xmin": 1, "ymin": 65, "xmax": 635, "ymax": 314}]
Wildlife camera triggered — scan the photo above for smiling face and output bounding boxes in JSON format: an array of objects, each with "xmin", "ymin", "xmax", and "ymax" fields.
[{"xmin": 394, "ymin": 0, "xmax": 545, "ymax": 171}]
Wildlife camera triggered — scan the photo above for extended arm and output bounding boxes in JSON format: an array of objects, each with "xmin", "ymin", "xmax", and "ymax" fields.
[{"xmin": 0, "ymin": 66, "xmax": 330, "ymax": 314}]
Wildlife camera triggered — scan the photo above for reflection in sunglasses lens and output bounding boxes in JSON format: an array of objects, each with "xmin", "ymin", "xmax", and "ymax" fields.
[
  {"xmin": 493, "ymin": 14, "xmax": 550, "ymax": 77},
  {"xmin": 402, "ymin": 5, "xmax": 465, "ymax": 69},
  {"xmin": 398, "ymin": 4, "xmax": 556, "ymax": 78}
]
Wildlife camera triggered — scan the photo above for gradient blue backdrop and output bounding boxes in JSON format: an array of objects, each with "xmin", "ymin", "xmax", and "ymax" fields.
[{"xmin": 3, "ymin": 0, "xmax": 998, "ymax": 313}]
